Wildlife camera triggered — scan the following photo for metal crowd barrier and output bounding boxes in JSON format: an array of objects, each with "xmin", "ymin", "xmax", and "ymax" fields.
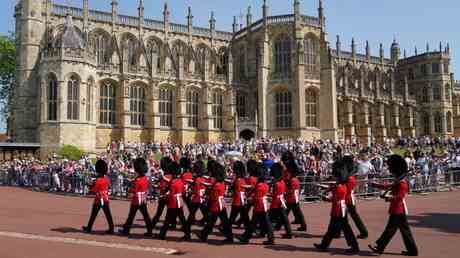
[{"xmin": 1, "ymin": 169, "xmax": 460, "ymax": 203}]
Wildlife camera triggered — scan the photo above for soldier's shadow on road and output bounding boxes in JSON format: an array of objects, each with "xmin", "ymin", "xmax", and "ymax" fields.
[
  {"xmin": 264, "ymin": 245, "xmax": 378, "ymax": 256},
  {"xmin": 408, "ymin": 213, "xmax": 460, "ymax": 234},
  {"xmin": 51, "ymin": 227, "xmax": 107, "ymax": 236}
]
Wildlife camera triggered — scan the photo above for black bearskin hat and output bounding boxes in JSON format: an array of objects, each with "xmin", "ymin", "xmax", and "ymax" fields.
[
  {"xmin": 270, "ymin": 162, "xmax": 284, "ymax": 181},
  {"xmin": 207, "ymin": 159, "xmax": 217, "ymax": 177},
  {"xmin": 133, "ymin": 158, "xmax": 148, "ymax": 176},
  {"xmin": 169, "ymin": 161, "xmax": 182, "ymax": 177},
  {"xmin": 386, "ymin": 155, "xmax": 408, "ymax": 178},
  {"xmin": 160, "ymin": 156, "xmax": 173, "ymax": 174},
  {"xmin": 284, "ymin": 159, "xmax": 300, "ymax": 177},
  {"xmin": 342, "ymin": 154, "xmax": 357, "ymax": 177},
  {"xmin": 180, "ymin": 157, "xmax": 192, "ymax": 171},
  {"xmin": 331, "ymin": 158, "xmax": 348, "ymax": 184},
  {"xmin": 233, "ymin": 161, "xmax": 246, "ymax": 178},
  {"xmin": 214, "ymin": 163, "xmax": 226, "ymax": 182},
  {"xmin": 247, "ymin": 159, "xmax": 259, "ymax": 177},
  {"xmin": 192, "ymin": 160, "xmax": 205, "ymax": 177},
  {"xmin": 256, "ymin": 163, "xmax": 268, "ymax": 182},
  {"xmin": 95, "ymin": 160, "xmax": 108, "ymax": 175}
]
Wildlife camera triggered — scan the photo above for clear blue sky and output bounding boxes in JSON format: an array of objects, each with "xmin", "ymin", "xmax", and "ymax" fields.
[{"xmin": 0, "ymin": 0, "xmax": 458, "ymax": 131}]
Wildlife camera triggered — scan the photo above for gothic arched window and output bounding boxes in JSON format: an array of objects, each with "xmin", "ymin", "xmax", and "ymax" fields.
[
  {"xmin": 159, "ymin": 88, "xmax": 174, "ymax": 127},
  {"xmin": 275, "ymin": 91, "xmax": 292, "ymax": 128},
  {"xmin": 305, "ymin": 89, "xmax": 318, "ymax": 127},
  {"xmin": 236, "ymin": 92, "xmax": 248, "ymax": 119},
  {"xmin": 211, "ymin": 91, "xmax": 224, "ymax": 129},
  {"xmin": 445, "ymin": 84, "xmax": 451, "ymax": 101},
  {"xmin": 433, "ymin": 85, "xmax": 441, "ymax": 101},
  {"xmin": 304, "ymin": 35, "xmax": 319, "ymax": 75},
  {"xmin": 274, "ymin": 36, "xmax": 291, "ymax": 78},
  {"xmin": 90, "ymin": 31, "xmax": 111, "ymax": 66},
  {"xmin": 47, "ymin": 74, "xmax": 58, "ymax": 121},
  {"xmin": 129, "ymin": 84, "xmax": 145, "ymax": 126},
  {"xmin": 186, "ymin": 89, "xmax": 199, "ymax": 128},
  {"xmin": 146, "ymin": 39, "xmax": 161, "ymax": 74},
  {"xmin": 99, "ymin": 81, "xmax": 116, "ymax": 125},
  {"xmin": 67, "ymin": 76, "xmax": 80, "ymax": 120},
  {"xmin": 86, "ymin": 78, "xmax": 93, "ymax": 121},
  {"xmin": 434, "ymin": 113, "xmax": 442, "ymax": 133},
  {"xmin": 447, "ymin": 111, "xmax": 453, "ymax": 133}
]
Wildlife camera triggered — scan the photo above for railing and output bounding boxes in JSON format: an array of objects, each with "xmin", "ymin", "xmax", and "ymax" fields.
[
  {"xmin": 268, "ymin": 14, "xmax": 294, "ymax": 24},
  {"xmin": 3, "ymin": 167, "xmax": 458, "ymax": 203},
  {"xmin": 302, "ymin": 15, "xmax": 321, "ymax": 27},
  {"xmin": 89, "ymin": 10, "xmax": 112, "ymax": 23}
]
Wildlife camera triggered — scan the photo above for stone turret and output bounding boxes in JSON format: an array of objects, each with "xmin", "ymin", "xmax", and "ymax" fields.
[{"xmin": 391, "ymin": 38, "xmax": 400, "ymax": 64}]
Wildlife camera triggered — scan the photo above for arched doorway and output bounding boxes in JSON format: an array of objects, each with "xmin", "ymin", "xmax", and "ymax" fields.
[{"xmin": 239, "ymin": 129, "xmax": 255, "ymax": 141}]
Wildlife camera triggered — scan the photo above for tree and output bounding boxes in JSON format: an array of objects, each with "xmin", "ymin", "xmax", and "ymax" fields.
[
  {"xmin": 0, "ymin": 34, "xmax": 15, "ymax": 123},
  {"xmin": 58, "ymin": 145, "xmax": 85, "ymax": 161}
]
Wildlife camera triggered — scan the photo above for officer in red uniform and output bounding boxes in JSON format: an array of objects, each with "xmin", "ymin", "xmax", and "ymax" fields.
[
  {"xmin": 196, "ymin": 163, "xmax": 233, "ymax": 243},
  {"xmin": 82, "ymin": 160, "xmax": 114, "ymax": 234},
  {"xmin": 235, "ymin": 159, "xmax": 258, "ymax": 227},
  {"xmin": 229, "ymin": 161, "xmax": 250, "ymax": 228},
  {"xmin": 369, "ymin": 155, "xmax": 418, "ymax": 256},
  {"xmin": 268, "ymin": 162, "xmax": 292, "ymax": 239},
  {"xmin": 343, "ymin": 155, "xmax": 368, "ymax": 239},
  {"xmin": 314, "ymin": 158, "xmax": 360, "ymax": 254},
  {"xmin": 186, "ymin": 160, "xmax": 208, "ymax": 231},
  {"xmin": 156, "ymin": 161, "xmax": 190, "ymax": 240},
  {"xmin": 284, "ymin": 160, "xmax": 307, "ymax": 231},
  {"xmin": 237, "ymin": 164, "xmax": 274, "ymax": 245},
  {"xmin": 119, "ymin": 158, "xmax": 153, "ymax": 236},
  {"xmin": 180, "ymin": 157, "xmax": 193, "ymax": 208},
  {"xmin": 151, "ymin": 157, "xmax": 172, "ymax": 229}
]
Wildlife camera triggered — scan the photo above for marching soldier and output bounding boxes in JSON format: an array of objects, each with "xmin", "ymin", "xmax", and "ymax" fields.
[
  {"xmin": 269, "ymin": 162, "xmax": 292, "ymax": 239},
  {"xmin": 284, "ymin": 160, "xmax": 307, "ymax": 232},
  {"xmin": 82, "ymin": 160, "xmax": 114, "ymax": 234},
  {"xmin": 369, "ymin": 155, "xmax": 418, "ymax": 256},
  {"xmin": 151, "ymin": 157, "xmax": 173, "ymax": 229},
  {"xmin": 157, "ymin": 161, "xmax": 191, "ymax": 240},
  {"xmin": 229, "ymin": 161, "xmax": 250, "ymax": 228},
  {"xmin": 196, "ymin": 163, "xmax": 234, "ymax": 243},
  {"xmin": 314, "ymin": 157, "xmax": 360, "ymax": 254},
  {"xmin": 343, "ymin": 155, "xmax": 369, "ymax": 239},
  {"xmin": 237, "ymin": 164, "xmax": 274, "ymax": 245},
  {"xmin": 186, "ymin": 160, "xmax": 208, "ymax": 230},
  {"xmin": 119, "ymin": 158, "xmax": 153, "ymax": 236}
]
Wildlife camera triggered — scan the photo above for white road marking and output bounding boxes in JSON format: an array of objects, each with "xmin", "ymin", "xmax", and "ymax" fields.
[{"xmin": 0, "ymin": 231, "xmax": 179, "ymax": 255}]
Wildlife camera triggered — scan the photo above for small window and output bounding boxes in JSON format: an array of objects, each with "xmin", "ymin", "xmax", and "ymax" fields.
[{"xmin": 275, "ymin": 91, "xmax": 292, "ymax": 128}]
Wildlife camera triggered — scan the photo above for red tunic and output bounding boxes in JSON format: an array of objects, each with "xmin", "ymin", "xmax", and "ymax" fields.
[
  {"xmin": 246, "ymin": 176, "xmax": 258, "ymax": 200},
  {"xmin": 167, "ymin": 178, "xmax": 185, "ymax": 208},
  {"xmin": 286, "ymin": 177, "xmax": 301, "ymax": 204},
  {"xmin": 232, "ymin": 178, "xmax": 247, "ymax": 206},
  {"xmin": 253, "ymin": 182, "xmax": 270, "ymax": 212},
  {"xmin": 208, "ymin": 182, "xmax": 226, "ymax": 213},
  {"xmin": 129, "ymin": 176, "xmax": 149, "ymax": 205},
  {"xmin": 345, "ymin": 176, "xmax": 357, "ymax": 206},
  {"xmin": 331, "ymin": 184, "xmax": 347, "ymax": 218},
  {"xmin": 181, "ymin": 171, "xmax": 193, "ymax": 193},
  {"xmin": 270, "ymin": 180, "xmax": 287, "ymax": 209},
  {"xmin": 191, "ymin": 177, "xmax": 206, "ymax": 204},
  {"xmin": 91, "ymin": 176, "xmax": 110, "ymax": 206},
  {"xmin": 389, "ymin": 180, "xmax": 409, "ymax": 215}
]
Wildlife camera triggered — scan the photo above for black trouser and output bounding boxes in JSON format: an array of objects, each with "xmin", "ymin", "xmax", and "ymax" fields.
[
  {"xmin": 236, "ymin": 203, "xmax": 253, "ymax": 226},
  {"xmin": 201, "ymin": 209, "xmax": 233, "ymax": 241},
  {"xmin": 86, "ymin": 203, "xmax": 114, "ymax": 231},
  {"xmin": 187, "ymin": 202, "xmax": 208, "ymax": 230},
  {"xmin": 320, "ymin": 216, "xmax": 359, "ymax": 249},
  {"xmin": 159, "ymin": 208, "xmax": 190, "ymax": 238},
  {"xmin": 347, "ymin": 204, "xmax": 368, "ymax": 237},
  {"xmin": 122, "ymin": 204, "xmax": 153, "ymax": 234},
  {"xmin": 242, "ymin": 211, "xmax": 274, "ymax": 242},
  {"xmin": 375, "ymin": 214, "xmax": 418, "ymax": 255},
  {"xmin": 286, "ymin": 203, "xmax": 307, "ymax": 229},
  {"xmin": 269, "ymin": 208, "xmax": 292, "ymax": 236},
  {"xmin": 151, "ymin": 198, "xmax": 167, "ymax": 229},
  {"xmin": 229, "ymin": 205, "xmax": 250, "ymax": 228}
]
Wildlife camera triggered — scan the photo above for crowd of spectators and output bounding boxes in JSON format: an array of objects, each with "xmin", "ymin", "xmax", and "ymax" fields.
[{"xmin": 1, "ymin": 136, "xmax": 460, "ymax": 200}]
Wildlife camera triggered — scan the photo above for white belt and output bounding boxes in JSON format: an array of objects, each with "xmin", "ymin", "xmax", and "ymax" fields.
[
  {"xmin": 279, "ymin": 194, "xmax": 287, "ymax": 209},
  {"xmin": 262, "ymin": 196, "xmax": 269, "ymax": 212},
  {"xmin": 340, "ymin": 200, "xmax": 347, "ymax": 218},
  {"xmin": 218, "ymin": 196, "xmax": 225, "ymax": 211},
  {"xmin": 240, "ymin": 191, "xmax": 246, "ymax": 206},
  {"xmin": 137, "ymin": 191, "xmax": 147, "ymax": 205},
  {"xmin": 175, "ymin": 193, "xmax": 182, "ymax": 208}
]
